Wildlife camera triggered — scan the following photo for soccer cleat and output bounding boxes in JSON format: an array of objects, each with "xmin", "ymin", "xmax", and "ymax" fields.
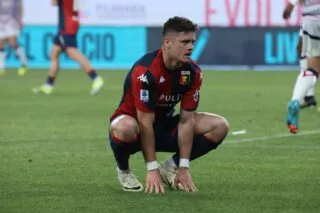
[
  {"xmin": 17, "ymin": 66, "xmax": 27, "ymax": 76},
  {"xmin": 32, "ymin": 84, "xmax": 53, "ymax": 95},
  {"xmin": 301, "ymin": 96, "xmax": 317, "ymax": 108},
  {"xmin": 90, "ymin": 76, "xmax": 104, "ymax": 95},
  {"xmin": 117, "ymin": 169, "xmax": 143, "ymax": 192},
  {"xmin": 159, "ymin": 162, "xmax": 177, "ymax": 189},
  {"xmin": 286, "ymin": 100, "xmax": 300, "ymax": 134}
]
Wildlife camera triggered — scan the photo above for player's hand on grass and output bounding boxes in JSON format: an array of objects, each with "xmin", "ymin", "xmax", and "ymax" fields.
[
  {"xmin": 174, "ymin": 168, "xmax": 197, "ymax": 192},
  {"xmin": 145, "ymin": 169, "xmax": 164, "ymax": 194}
]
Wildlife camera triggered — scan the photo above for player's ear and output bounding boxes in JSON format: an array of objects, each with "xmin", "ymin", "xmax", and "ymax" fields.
[{"xmin": 163, "ymin": 36, "xmax": 171, "ymax": 49}]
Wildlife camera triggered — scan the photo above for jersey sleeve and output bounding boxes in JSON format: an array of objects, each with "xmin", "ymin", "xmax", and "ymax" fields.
[
  {"xmin": 131, "ymin": 66, "xmax": 157, "ymax": 113},
  {"xmin": 181, "ymin": 67, "xmax": 202, "ymax": 111}
]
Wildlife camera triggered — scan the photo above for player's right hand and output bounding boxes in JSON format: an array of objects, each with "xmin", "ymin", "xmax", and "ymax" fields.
[{"xmin": 145, "ymin": 169, "xmax": 164, "ymax": 194}]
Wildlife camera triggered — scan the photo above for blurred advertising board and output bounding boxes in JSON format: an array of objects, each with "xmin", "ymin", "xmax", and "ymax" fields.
[
  {"xmin": 6, "ymin": 26, "xmax": 146, "ymax": 69},
  {"xmin": 148, "ymin": 27, "xmax": 301, "ymax": 68},
  {"xmin": 7, "ymin": 26, "xmax": 301, "ymax": 70},
  {"xmin": 23, "ymin": 0, "xmax": 301, "ymax": 27}
]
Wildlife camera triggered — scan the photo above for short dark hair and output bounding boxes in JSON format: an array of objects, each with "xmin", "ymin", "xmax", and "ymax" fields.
[{"xmin": 162, "ymin": 16, "xmax": 198, "ymax": 36}]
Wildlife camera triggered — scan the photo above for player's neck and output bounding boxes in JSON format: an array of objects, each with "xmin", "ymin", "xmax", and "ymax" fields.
[{"xmin": 161, "ymin": 48, "xmax": 182, "ymax": 70}]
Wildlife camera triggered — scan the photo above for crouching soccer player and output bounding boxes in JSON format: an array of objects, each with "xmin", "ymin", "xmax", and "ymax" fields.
[
  {"xmin": 108, "ymin": 17, "xmax": 229, "ymax": 193},
  {"xmin": 33, "ymin": 0, "xmax": 103, "ymax": 95}
]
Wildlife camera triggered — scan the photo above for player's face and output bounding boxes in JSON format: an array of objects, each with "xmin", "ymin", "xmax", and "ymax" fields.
[{"xmin": 169, "ymin": 32, "xmax": 196, "ymax": 63}]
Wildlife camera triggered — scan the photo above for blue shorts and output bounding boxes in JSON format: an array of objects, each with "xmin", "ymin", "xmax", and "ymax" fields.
[{"xmin": 53, "ymin": 33, "xmax": 77, "ymax": 49}]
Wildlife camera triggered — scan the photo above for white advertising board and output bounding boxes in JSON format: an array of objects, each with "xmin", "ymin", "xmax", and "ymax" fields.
[{"xmin": 23, "ymin": 0, "xmax": 301, "ymax": 26}]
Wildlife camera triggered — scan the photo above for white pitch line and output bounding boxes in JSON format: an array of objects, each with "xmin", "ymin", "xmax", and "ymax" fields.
[{"xmin": 225, "ymin": 129, "xmax": 320, "ymax": 144}]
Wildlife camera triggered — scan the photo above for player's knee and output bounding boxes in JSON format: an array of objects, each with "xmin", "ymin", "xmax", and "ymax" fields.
[
  {"xmin": 219, "ymin": 116, "xmax": 229, "ymax": 131},
  {"xmin": 110, "ymin": 118, "xmax": 139, "ymax": 143},
  {"xmin": 206, "ymin": 116, "xmax": 229, "ymax": 144},
  {"xmin": 215, "ymin": 116, "xmax": 229, "ymax": 140}
]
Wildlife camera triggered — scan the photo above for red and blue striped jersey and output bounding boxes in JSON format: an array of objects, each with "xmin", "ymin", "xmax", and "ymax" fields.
[
  {"xmin": 111, "ymin": 49, "xmax": 202, "ymax": 123},
  {"xmin": 57, "ymin": 0, "xmax": 79, "ymax": 34}
]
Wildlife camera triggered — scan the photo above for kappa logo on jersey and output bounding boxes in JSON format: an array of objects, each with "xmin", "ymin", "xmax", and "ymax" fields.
[
  {"xmin": 140, "ymin": 89, "xmax": 149, "ymax": 102},
  {"xmin": 180, "ymin": 71, "xmax": 190, "ymax": 85},
  {"xmin": 137, "ymin": 74, "xmax": 148, "ymax": 84},
  {"xmin": 159, "ymin": 76, "xmax": 165, "ymax": 83}
]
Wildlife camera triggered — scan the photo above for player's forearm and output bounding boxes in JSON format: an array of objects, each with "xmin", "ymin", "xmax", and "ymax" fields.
[
  {"xmin": 139, "ymin": 124, "xmax": 157, "ymax": 163},
  {"xmin": 178, "ymin": 118, "xmax": 195, "ymax": 160},
  {"xmin": 136, "ymin": 110, "xmax": 157, "ymax": 170}
]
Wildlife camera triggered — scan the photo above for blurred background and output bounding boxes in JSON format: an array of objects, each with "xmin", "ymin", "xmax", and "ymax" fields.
[{"xmin": 8, "ymin": 0, "xmax": 302, "ymax": 70}]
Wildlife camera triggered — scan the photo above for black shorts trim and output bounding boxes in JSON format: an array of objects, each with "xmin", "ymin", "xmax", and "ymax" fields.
[{"xmin": 303, "ymin": 30, "xmax": 320, "ymax": 40}]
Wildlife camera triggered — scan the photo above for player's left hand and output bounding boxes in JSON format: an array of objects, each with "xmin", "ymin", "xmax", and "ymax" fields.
[
  {"xmin": 174, "ymin": 168, "xmax": 197, "ymax": 192},
  {"xmin": 145, "ymin": 169, "xmax": 165, "ymax": 194}
]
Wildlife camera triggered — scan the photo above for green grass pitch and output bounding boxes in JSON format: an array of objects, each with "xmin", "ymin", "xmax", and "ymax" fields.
[{"xmin": 0, "ymin": 70, "xmax": 319, "ymax": 213}]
